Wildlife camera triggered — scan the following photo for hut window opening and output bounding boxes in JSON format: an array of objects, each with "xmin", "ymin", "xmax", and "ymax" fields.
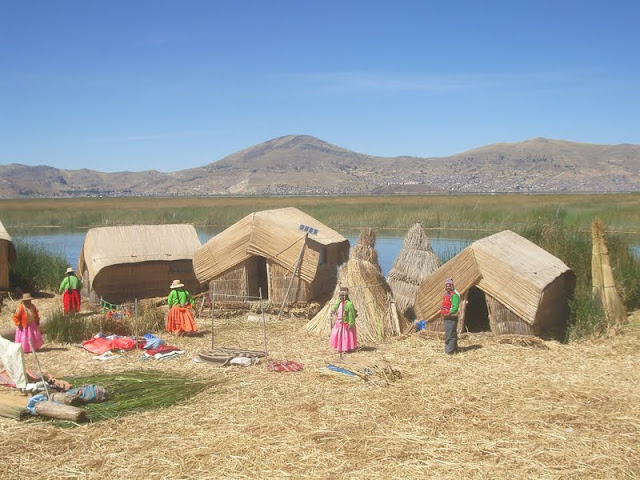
[
  {"xmin": 464, "ymin": 287, "xmax": 491, "ymax": 333},
  {"xmin": 247, "ymin": 256, "xmax": 269, "ymax": 299}
]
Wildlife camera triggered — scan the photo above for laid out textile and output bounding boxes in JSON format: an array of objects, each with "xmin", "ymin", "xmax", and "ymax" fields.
[
  {"xmin": 67, "ymin": 384, "xmax": 109, "ymax": 403},
  {"xmin": 142, "ymin": 335, "xmax": 166, "ymax": 350},
  {"xmin": 153, "ymin": 350, "xmax": 184, "ymax": 361},
  {"xmin": 0, "ymin": 335, "xmax": 27, "ymax": 389},
  {"xmin": 266, "ymin": 360, "xmax": 304, "ymax": 372},
  {"xmin": 145, "ymin": 345, "xmax": 181, "ymax": 356},
  {"xmin": 82, "ymin": 336, "xmax": 137, "ymax": 355}
]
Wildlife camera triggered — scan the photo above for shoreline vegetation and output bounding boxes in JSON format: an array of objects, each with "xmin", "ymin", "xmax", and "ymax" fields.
[
  {"xmin": 1, "ymin": 193, "xmax": 640, "ymax": 233},
  {"xmin": 4, "ymin": 194, "xmax": 640, "ymax": 341}
]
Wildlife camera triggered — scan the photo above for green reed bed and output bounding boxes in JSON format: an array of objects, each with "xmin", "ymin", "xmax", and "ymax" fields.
[
  {"xmin": 50, "ymin": 370, "xmax": 218, "ymax": 425},
  {"xmin": 518, "ymin": 219, "xmax": 640, "ymax": 340},
  {"xmin": 2, "ymin": 194, "xmax": 640, "ymax": 233},
  {"xmin": 9, "ymin": 239, "xmax": 68, "ymax": 293}
]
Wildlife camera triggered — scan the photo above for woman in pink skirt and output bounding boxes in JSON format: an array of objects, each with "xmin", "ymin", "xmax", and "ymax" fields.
[
  {"xmin": 330, "ymin": 287, "xmax": 357, "ymax": 352},
  {"xmin": 13, "ymin": 293, "xmax": 44, "ymax": 353}
]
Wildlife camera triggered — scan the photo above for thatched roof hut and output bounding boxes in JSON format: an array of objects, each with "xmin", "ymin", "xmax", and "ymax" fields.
[
  {"xmin": 387, "ymin": 223, "xmax": 441, "ymax": 321},
  {"xmin": 0, "ymin": 220, "xmax": 16, "ymax": 291},
  {"xmin": 78, "ymin": 224, "xmax": 202, "ymax": 304},
  {"xmin": 306, "ymin": 228, "xmax": 409, "ymax": 346},
  {"xmin": 193, "ymin": 207, "xmax": 349, "ymax": 303},
  {"xmin": 414, "ymin": 230, "xmax": 576, "ymax": 340}
]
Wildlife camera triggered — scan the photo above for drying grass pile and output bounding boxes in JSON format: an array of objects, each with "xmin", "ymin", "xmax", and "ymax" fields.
[
  {"xmin": 0, "ymin": 306, "xmax": 639, "ymax": 479},
  {"xmin": 307, "ymin": 228, "xmax": 408, "ymax": 345},
  {"xmin": 387, "ymin": 222, "xmax": 441, "ymax": 321}
]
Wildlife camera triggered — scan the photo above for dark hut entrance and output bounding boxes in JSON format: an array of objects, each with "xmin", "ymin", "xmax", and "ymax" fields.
[
  {"xmin": 247, "ymin": 256, "xmax": 269, "ymax": 299},
  {"xmin": 463, "ymin": 287, "xmax": 490, "ymax": 332}
]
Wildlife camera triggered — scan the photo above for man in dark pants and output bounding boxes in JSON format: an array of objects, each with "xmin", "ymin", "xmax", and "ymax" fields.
[{"xmin": 440, "ymin": 278, "xmax": 460, "ymax": 354}]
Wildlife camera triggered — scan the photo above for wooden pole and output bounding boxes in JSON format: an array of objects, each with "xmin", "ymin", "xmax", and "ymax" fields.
[
  {"xmin": 134, "ymin": 298, "xmax": 139, "ymax": 340},
  {"xmin": 27, "ymin": 338, "xmax": 49, "ymax": 399},
  {"xmin": 277, "ymin": 234, "xmax": 308, "ymax": 321},
  {"xmin": 259, "ymin": 287, "xmax": 268, "ymax": 356}
]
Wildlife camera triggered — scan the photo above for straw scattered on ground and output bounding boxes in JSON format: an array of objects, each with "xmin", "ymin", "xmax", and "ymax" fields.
[{"xmin": 0, "ymin": 293, "xmax": 639, "ymax": 479}]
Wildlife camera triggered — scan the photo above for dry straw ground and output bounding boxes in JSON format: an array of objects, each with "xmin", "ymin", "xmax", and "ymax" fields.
[{"xmin": 0, "ymin": 294, "xmax": 639, "ymax": 480}]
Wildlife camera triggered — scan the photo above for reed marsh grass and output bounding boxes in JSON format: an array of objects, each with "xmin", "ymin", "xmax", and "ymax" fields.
[
  {"xmin": 43, "ymin": 299, "xmax": 167, "ymax": 344},
  {"xmin": 2, "ymin": 193, "xmax": 640, "ymax": 233},
  {"xmin": 9, "ymin": 239, "xmax": 68, "ymax": 293}
]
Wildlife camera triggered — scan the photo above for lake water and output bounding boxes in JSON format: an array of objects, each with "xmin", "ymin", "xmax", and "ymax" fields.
[
  {"xmin": 12, "ymin": 228, "xmax": 640, "ymax": 276},
  {"xmin": 11, "ymin": 228, "xmax": 482, "ymax": 276}
]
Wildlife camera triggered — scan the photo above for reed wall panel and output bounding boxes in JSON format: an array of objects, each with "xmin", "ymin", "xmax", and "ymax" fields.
[{"xmin": 91, "ymin": 260, "xmax": 201, "ymax": 304}]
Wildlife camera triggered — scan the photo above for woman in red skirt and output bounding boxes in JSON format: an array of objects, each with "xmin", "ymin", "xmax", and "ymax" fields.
[
  {"xmin": 166, "ymin": 279, "xmax": 198, "ymax": 335},
  {"xmin": 59, "ymin": 267, "xmax": 82, "ymax": 313}
]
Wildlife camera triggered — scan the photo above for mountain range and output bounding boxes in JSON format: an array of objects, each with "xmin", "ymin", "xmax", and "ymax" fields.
[{"xmin": 1, "ymin": 135, "xmax": 639, "ymax": 198}]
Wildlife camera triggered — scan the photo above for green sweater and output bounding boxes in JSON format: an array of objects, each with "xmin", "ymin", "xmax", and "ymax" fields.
[
  {"xmin": 59, "ymin": 275, "xmax": 82, "ymax": 293},
  {"xmin": 168, "ymin": 288, "xmax": 193, "ymax": 308},
  {"xmin": 331, "ymin": 299, "xmax": 357, "ymax": 327}
]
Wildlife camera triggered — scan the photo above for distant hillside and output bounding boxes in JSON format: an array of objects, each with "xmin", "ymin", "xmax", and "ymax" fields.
[{"xmin": 1, "ymin": 135, "xmax": 639, "ymax": 198}]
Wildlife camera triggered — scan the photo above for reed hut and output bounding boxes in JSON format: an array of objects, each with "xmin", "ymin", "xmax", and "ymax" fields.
[
  {"xmin": 306, "ymin": 228, "xmax": 409, "ymax": 346},
  {"xmin": 387, "ymin": 223, "xmax": 441, "ymax": 321},
  {"xmin": 414, "ymin": 230, "xmax": 576, "ymax": 341},
  {"xmin": 78, "ymin": 224, "xmax": 203, "ymax": 304},
  {"xmin": 193, "ymin": 207, "xmax": 349, "ymax": 303},
  {"xmin": 0, "ymin": 220, "xmax": 16, "ymax": 291}
]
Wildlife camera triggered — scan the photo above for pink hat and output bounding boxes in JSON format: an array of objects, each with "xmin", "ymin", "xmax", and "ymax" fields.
[{"xmin": 445, "ymin": 278, "xmax": 454, "ymax": 286}]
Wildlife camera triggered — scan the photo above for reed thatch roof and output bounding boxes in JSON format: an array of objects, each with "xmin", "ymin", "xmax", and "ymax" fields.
[
  {"xmin": 194, "ymin": 207, "xmax": 349, "ymax": 284},
  {"xmin": 414, "ymin": 230, "xmax": 573, "ymax": 326},
  {"xmin": 306, "ymin": 228, "xmax": 408, "ymax": 345},
  {"xmin": 387, "ymin": 223, "xmax": 440, "ymax": 320},
  {"xmin": 0, "ymin": 220, "xmax": 16, "ymax": 262},
  {"xmin": 78, "ymin": 224, "xmax": 202, "ymax": 281}
]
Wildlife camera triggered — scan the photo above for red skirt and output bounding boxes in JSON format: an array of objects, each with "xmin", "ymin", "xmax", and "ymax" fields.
[
  {"xmin": 166, "ymin": 306, "xmax": 198, "ymax": 334},
  {"xmin": 63, "ymin": 290, "xmax": 82, "ymax": 313}
]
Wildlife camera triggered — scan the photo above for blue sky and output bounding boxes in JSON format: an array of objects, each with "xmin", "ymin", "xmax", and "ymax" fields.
[{"xmin": 1, "ymin": 0, "xmax": 639, "ymax": 173}]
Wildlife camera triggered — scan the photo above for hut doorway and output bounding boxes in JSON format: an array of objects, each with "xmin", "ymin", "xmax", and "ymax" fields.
[
  {"xmin": 463, "ymin": 287, "xmax": 490, "ymax": 332},
  {"xmin": 247, "ymin": 256, "xmax": 269, "ymax": 300}
]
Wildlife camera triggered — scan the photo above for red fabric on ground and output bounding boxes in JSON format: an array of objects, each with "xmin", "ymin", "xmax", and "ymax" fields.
[{"xmin": 82, "ymin": 337, "xmax": 137, "ymax": 355}]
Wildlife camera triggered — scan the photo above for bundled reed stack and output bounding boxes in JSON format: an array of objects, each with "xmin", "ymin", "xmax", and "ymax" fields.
[
  {"xmin": 306, "ymin": 228, "xmax": 408, "ymax": 345},
  {"xmin": 591, "ymin": 219, "xmax": 627, "ymax": 325},
  {"xmin": 387, "ymin": 223, "xmax": 441, "ymax": 321}
]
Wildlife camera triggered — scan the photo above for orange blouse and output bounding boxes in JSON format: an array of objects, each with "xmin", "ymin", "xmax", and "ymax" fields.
[{"xmin": 13, "ymin": 303, "xmax": 40, "ymax": 328}]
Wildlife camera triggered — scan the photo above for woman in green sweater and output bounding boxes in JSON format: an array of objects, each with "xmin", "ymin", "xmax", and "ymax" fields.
[{"xmin": 166, "ymin": 279, "xmax": 198, "ymax": 335}]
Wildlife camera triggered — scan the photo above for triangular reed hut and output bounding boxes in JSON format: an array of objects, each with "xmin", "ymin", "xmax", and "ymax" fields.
[
  {"xmin": 387, "ymin": 223, "xmax": 441, "ymax": 321},
  {"xmin": 306, "ymin": 228, "xmax": 408, "ymax": 346},
  {"xmin": 591, "ymin": 218, "xmax": 626, "ymax": 324},
  {"xmin": 0, "ymin": 220, "xmax": 16, "ymax": 291},
  {"xmin": 414, "ymin": 230, "xmax": 576, "ymax": 341},
  {"xmin": 193, "ymin": 207, "xmax": 350, "ymax": 304}
]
